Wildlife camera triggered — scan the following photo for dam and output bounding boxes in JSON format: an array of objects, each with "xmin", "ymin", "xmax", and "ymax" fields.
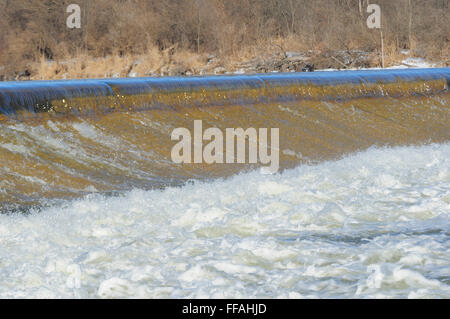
[
  {"xmin": 0, "ymin": 68, "xmax": 449, "ymax": 298},
  {"xmin": 0, "ymin": 68, "xmax": 448, "ymax": 209}
]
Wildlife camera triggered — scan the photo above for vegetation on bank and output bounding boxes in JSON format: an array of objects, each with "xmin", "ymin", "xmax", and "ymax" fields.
[{"xmin": 0, "ymin": 0, "xmax": 448, "ymax": 80}]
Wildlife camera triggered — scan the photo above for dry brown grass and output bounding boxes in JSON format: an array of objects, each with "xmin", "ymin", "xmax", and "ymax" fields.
[
  {"xmin": 31, "ymin": 46, "xmax": 210, "ymax": 80},
  {"xmin": 382, "ymin": 42, "xmax": 406, "ymax": 67}
]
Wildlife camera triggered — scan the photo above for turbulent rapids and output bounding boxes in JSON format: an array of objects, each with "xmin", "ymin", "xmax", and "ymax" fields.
[{"xmin": 0, "ymin": 68, "xmax": 449, "ymax": 298}]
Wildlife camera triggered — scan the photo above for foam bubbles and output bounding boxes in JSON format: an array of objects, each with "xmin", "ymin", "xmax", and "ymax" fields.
[{"xmin": 0, "ymin": 143, "xmax": 449, "ymax": 298}]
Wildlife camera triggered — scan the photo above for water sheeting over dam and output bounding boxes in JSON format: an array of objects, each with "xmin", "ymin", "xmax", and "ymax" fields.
[
  {"xmin": 0, "ymin": 68, "xmax": 449, "ymax": 209},
  {"xmin": 0, "ymin": 68, "xmax": 448, "ymax": 117}
]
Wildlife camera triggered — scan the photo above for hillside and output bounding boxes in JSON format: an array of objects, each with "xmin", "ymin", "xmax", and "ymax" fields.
[{"xmin": 0, "ymin": 0, "xmax": 448, "ymax": 80}]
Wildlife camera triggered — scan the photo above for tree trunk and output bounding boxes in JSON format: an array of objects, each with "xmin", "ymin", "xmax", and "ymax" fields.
[
  {"xmin": 196, "ymin": 1, "xmax": 201, "ymax": 54},
  {"xmin": 381, "ymin": 29, "xmax": 385, "ymax": 68},
  {"xmin": 408, "ymin": 0, "xmax": 413, "ymax": 50}
]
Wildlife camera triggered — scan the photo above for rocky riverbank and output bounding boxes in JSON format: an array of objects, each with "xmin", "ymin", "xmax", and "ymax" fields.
[{"xmin": 1, "ymin": 49, "xmax": 444, "ymax": 81}]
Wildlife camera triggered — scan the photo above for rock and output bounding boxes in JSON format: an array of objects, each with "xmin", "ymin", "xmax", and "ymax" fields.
[
  {"xmin": 286, "ymin": 51, "xmax": 303, "ymax": 58},
  {"xmin": 18, "ymin": 69, "xmax": 31, "ymax": 80},
  {"xmin": 169, "ymin": 65, "xmax": 187, "ymax": 76},
  {"xmin": 213, "ymin": 66, "xmax": 226, "ymax": 74},
  {"xmin": 301, "ymin": 64, "xmax": 315, "ymax": 72},
  {"xmin": 145, "ymin": 71, "xmax": 158, "ymax": 77},
  {"xmin": 207, "ymin": 55, "xmax": 217, "ymax": 65}
]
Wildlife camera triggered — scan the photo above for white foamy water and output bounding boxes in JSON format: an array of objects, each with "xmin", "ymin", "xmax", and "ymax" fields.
[{"xmin": 0, "ymin": 143, "xmax": 449, "ymax": 299}]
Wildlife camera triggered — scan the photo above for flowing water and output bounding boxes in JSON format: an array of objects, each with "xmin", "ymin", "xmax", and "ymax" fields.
[{"xmin": 0, "ymin": 69, "xmax": 449, "ymax": 298}]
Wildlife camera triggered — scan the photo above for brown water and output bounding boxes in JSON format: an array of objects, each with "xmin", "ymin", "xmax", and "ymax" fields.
[{"xmin": 0, "ymin": 89, "xmax": 448, "ymax": 210}]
